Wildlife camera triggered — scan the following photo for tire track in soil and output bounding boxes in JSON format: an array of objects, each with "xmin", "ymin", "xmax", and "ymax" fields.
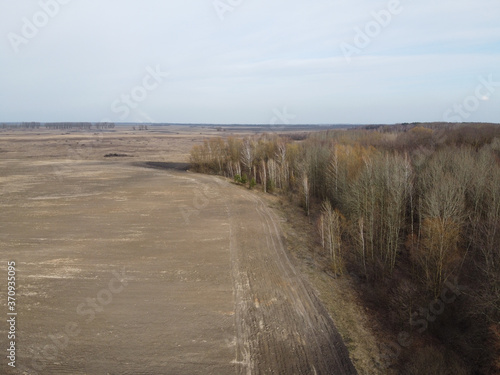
[{"xmin": 224, "ymin": 184, "xmax": 357, "ymax": 375}]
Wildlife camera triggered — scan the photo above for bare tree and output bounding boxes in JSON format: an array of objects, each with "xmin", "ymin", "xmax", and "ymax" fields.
[
  {"xmin": 267, "ymin": 158, "xmax": 277, "ymax": 192},
  {"xmin": 322, "ymin": 200, "xmax": 344, "ymax": 275},
  {"xmin": 275, "ymin": 140, "xmax": 287, "ymax": 189},
  {"xmin": 240, "ymin": 138, "xmax": 255, "ymax": 177},
  {"xmin": 318, "ymin": 214, "xmax": 325, "ymax": 249},
  {"xmin": 261, "ymin": 159, "xmax": 267, "ymax": 193},
  {"xmin": 467, "ymin": 147, "xmax": 500, "ymax": 321},
  {"xmin": 417, "ymin": 150, "xmax": 466, "ymax": 297},
  {"xmin": 302, "ymin": 173, "xmax": 310, "ymax": 216}
]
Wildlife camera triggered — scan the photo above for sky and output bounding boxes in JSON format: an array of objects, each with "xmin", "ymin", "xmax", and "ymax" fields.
[{"xmin": 0, "ymin": 0, "xmax": 499, "ymax": 124}]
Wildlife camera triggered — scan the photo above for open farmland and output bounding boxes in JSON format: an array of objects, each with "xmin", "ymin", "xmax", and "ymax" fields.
[{"xmin": 0, "ymin": 126, "xmax": 356, "ymax": 374}]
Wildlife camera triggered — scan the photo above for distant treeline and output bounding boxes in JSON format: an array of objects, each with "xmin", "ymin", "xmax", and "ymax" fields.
[
  {"xmin": 1, "ymin": 122, "xmax": 115, "ymax": 130},
  {"xmin": 190, "ymin": 122, "xmax": 500, "ymax": 373}
]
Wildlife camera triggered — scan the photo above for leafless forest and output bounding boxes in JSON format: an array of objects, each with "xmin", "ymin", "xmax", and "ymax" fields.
[{"xmin": 190, "ymin": 123, "xmax": 500, "ymax": 374}]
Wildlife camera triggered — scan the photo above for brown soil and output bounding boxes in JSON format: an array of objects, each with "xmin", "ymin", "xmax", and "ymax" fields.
[
  {"xmin": 0, "ymin": 127, "xmax": 357, "ymax": 374},
  {"xmin": 270, "ymin": 197, "xmax": 387, "ymax": 374}
]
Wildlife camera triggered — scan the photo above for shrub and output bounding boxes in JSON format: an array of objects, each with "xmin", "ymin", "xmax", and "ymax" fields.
[
  {"xmin": 249, "ymin": 178, "xmax": 256, "ymax": 189},
  {"xmin": 267, "ymin": 178, "xmax": 275, "ymax": 193},
  {"xmin": 404, "ymin": 346, "xmax": 467, "ymax": 375}
]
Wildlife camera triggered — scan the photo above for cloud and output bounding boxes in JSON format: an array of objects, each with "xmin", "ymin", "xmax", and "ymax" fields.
[{"xmin": 0, "ymin": 0, "xmax": 499, "ymax": 123}]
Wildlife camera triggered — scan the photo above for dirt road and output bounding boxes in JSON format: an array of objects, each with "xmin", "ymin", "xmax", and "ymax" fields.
[
  {"xmin": 227, "ymin": 191, "xmax": 356, "ymax": 374},
  {"xmin": 0, "ymin": 157, "xmax": 356, "ymax": 374}
]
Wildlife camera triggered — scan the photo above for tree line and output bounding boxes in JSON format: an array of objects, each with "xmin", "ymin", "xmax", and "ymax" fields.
[
  {"xmin": 1, "ymin": 122, "xmax": 115, "ymax": 130},
  {"xmin": 190, "ymin": 123, "xmax": 500, "ymax": 373}
]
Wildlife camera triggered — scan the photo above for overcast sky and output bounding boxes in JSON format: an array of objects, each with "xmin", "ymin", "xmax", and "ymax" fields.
[{"xmin": 0, "ymin": 0, "xmax": 499, "ymax": 124}]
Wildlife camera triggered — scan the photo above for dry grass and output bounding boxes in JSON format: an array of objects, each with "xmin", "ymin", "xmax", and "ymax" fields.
[{"xmin": 264, "ymin": 195, "xmax": 388, "ymax": 375}]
